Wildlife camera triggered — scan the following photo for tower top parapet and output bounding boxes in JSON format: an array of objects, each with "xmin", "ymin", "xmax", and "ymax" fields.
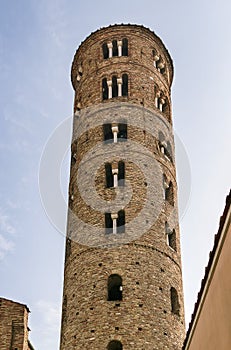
[{"xmin": 71, "ymin": 23, "xmax": 174, "ymax": 89}]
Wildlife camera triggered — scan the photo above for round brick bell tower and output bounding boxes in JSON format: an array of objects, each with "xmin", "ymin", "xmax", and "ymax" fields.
[{"xmin": 60, "ymin": 24, "xmax": 185, "ymax": 350}]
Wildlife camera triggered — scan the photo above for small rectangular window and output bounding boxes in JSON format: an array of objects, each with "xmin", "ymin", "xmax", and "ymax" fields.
[
  {"xmin": 103, "ymin": 124, "xmax": 113, "ymax": 143},
  {"xmin": 105, "ymin": 163, "xmax": 113, "ymax": 188},
  {"xmin": 105, "ymin": 213, "xmax": 113, "ymax": 234},
  {"xmin": 118, "ymin": 124, "xmax": 127, "ymax": 141}
]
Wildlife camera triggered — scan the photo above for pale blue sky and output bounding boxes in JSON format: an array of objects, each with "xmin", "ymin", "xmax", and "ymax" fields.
[{"xmin": 0, "ymin": 1, "xmax": 230, "ymax": 348}]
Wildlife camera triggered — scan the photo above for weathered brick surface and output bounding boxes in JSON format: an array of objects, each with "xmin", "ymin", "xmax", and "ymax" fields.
[
  {"xmin": 0, "ymin": 298, "xmax": 32, "ymax": 350},
  {"xmin": 60, "ymin": 25, "xmax": 185, "ymax": 350}
]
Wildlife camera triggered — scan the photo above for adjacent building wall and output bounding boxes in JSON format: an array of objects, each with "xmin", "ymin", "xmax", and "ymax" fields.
[
  {"xmin": 183, "ymin": 191, "xmax": 231, "ymax": 350},
  {"xmin": 0, "ymin": 297, "xmax": 34, "ymax": 350}
]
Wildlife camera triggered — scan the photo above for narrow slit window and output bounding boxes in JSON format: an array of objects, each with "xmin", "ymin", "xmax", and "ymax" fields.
[
  {"xmin": 118, "ymin": 161, "xmax": 125, "ymax": 186},
  {"xmin": 117, "ymin": 210, "xmax": 125, "ymax": 233},
  {"xmin": 102, "ymin": 78, "xmax": 108, "ymax": 100},
  {"xmin": 168, "ymin": 229, "xmax": 177, "ymax": 251},
  {"xmin": 105, "ymin": 163, "xmax": 113, "ymax": 188},
  {"xmin": 102, "ymin": 43, "xmax": 109, "ymax": 59},
  {"xmin": 165, "ymin": 222, "xmax": 177, "ymax": 251},
  {"xmin": 108, "ymin": 274, "xmax": 122, "ymax": 301},
  {"xmin": 122, "ymin": 38, "xmax": 128, "ymax": 56},
  {"xmin": 118, "ymin": 123, "xmax": 127, "ymax": 141},
  {"xmin": 112, "ymin": 76, "xmax": 118, "ymax": 97},
  {"xmin": 170, "ymin": 287, "xmax": 180, "ymax": 315},
  {"xmin": 105, "ymin": 213, "xmax": 113, "ymax": 234},
  {"xmin": 103, "ymin": 124, "xmax": 113, "ymax": 143},
  {"xmin": 165, "ymin": 181, "xmax": 174, "ymax": 206},
  {"xmin": 112, "ymin": 40, "xmax": 118, "ymax": 56},
  {"xmin": 122, "ymin": 74, "xmax": 128, "ymax": 96}
]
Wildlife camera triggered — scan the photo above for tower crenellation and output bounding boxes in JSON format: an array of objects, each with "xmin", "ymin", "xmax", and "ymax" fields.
[{"xmin": 60, "ymin": 24, "xmax": 185, "ymax": 350}]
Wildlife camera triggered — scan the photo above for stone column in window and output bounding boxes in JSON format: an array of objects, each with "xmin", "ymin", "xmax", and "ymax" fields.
[
  {"xmin": 111, "ymin": 213, "xmax": 118, "ymax": 234},
  {"xmin": 117, "ymin": 78, "xmax": 122, "ymax": 97},
  {"xmin": 107, "ymin": 80, "xmax": 112, "ymax": 99},
  {"xmin": 159, "ymin": 97, "xmax": 165, "ymax": 112},
  {"xmin": 158, "ymin": 61, "xmax": 165, "ymax": 73},
  {"xmin": 160, "ymin": 141, "xmax": 167, "ymax": 154},
  {"xmin": 111, "ymin": 125, "xmax": 118, "ymax": 143},
  {"xmin": 108, "ymin": 42, "xmax": 113, "ymax": 58},
  {"xmin": 155, "ymin": 91, "xmax": 160, "ymax": 108},
  {"xmin": 118, "ymin": 40, "xmax": 122, "ymax": 57},
  {"xmin": 112, "ymin": 167, "xmax": 118, "ymax": 187},
  {"xmin": 163, "ymin": 176, "xmax": 169, "ymax": 200},
  {"xmin": 153, "ymin": 53, "xmax": 160, "ymax": 67}
]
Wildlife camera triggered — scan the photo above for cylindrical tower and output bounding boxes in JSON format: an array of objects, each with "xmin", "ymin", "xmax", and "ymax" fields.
[{"xmin": 60, "ymin": 24, "xmax": 185, "ymax": 350}]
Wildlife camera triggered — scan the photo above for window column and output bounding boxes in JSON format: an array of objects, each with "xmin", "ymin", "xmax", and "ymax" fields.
[
  {"xmin": 111, "ymin": 213, "xmax": 118, "ymax": 234},
  {"xmin": 108, "ymin": 42, "xmax": 113, "ymax": 58},
  {"xmin": 111, "ymin": 125, "xmax": 118, "ymax": 143},
  {"xmin": 112, "ymin": 167, "xmax": 118, "ymax": 187},
  {"xmin": 107, "ymin": 80, "xmax": 112, "ymax": 99},
  {"xmin": 159, "ymin": 97, "xmax": 165, "ymax": 112},
  {"xmin": 118, "ymin": 40, "xmax": 122, "ymax": 56},
  {"xmin": 117, "ymin": 78, "xmax": 122, "ymax": 97}
]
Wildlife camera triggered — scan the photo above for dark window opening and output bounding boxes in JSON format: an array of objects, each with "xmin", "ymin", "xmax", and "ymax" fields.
[
  {"xmin": 103, "ymin": 123, "xmax": 113, "ymax": 143},
  {"xmin": 102, "ymin": 78, "xmax": 108, "ymax": 100},
  {"xmin": 165, "ymin": 181, "xmax": 174, "ymax": 206},
  {"xmin": 102, "ymin": 43, "xmax": 109, "ymax": 59},
  {"xmin": 112, "ymin": 75, "xmax": 118, "ymax": 97},
  {"xmin": 122, "ymin": 74, "xmax": 128, "ymax": 96},
  {"xmin": 105, "ymin": 163, "xmax": 113, "ymax": 188},
  {"xmin": 112, "ymin": 40, "xmax": 118, "ymax": 57},
  {"xmin": 171, "ymin": 287, "xmax": 180, "ymax": 316},
  {"xmin": 118, "ymin": 123, "xmax": 127, "ymax": 141},
  {"xmin": 105, "ymin": 213, "xmax": 113, "ymax": 234},
  {"xmin": 117, "ymin": 210, "xmax": 125, "ymax": 233},
  {"xmin": 165, "ymin": 222, "xmax": 177, "ymax": 251},
  {"xmin": 122, "ymin": 38, "xmax": 128, "ymax": 56},
  {"xmin": 107, "ymin": 340, "xmax": 123, "ymax": 350},
  {"xmin": 118, "ymin": 161, "xmax": 125, "ymax": 186},
  {"xmin": 108, "ymin": 274, "xmax": 122, "ymax": 301},
  {"xmin": 166, "ymin": 141, "xmax": 173, "ymax": 162},
  {"xmin": 168, "ymin": 229, "xmax": 177, "ymax": 251}
]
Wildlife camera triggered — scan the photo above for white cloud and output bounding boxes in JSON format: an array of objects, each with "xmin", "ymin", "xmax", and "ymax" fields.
[
  {"xmin": 32, "ymin": 299, "xmax": 61, "ymax": 348},
  {"xmin": 0, "ymin": 210, "xmax": 16, "ymax": 235},
  {"xmin": 35, "ymin": 299, "xmax": 61, "ymax": 333},
  {"xmin": 0, "ymin": 234, "xmax": 14, "ymax": 260},
  {"xmin": 0, "ymin": 210, "xmax": 15, "ymax": 259}
]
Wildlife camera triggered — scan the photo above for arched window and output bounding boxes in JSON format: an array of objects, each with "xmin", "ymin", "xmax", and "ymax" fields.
[
  {"xmin": 122, "ymin": 38, "xmax": 128, "ymax": 56},
  {"xmin": 102, "ymin": 43, "xmax": 109, "ymax": 59},
  {"xmin": 117, "ymin": 210, "xmax": 125, "ymax": 233},
  {"xmin": 105, "ymin": 163, "xmax": 113, "ymax": 188},
  {"xmin": 108, "ymin": 274, "xmax": 122, "ymax": 301},
  {"xmin": 170, "ymin": 287, "xmax": 180, "ymax": 315},
  {"xmin": 107, "ymin": 340, "xmax": 123, "ymax": 350},
  {"xmin": 112, "ymin": 76, "xmax": 118, "ymax": 97},
  {"xmin": 102, "ymin": 78, "xmax": 108, "ymax": 100},
  {"xmin": 122, "ymin": 74, "xmax": 128, "ymax": 96},
  {"xmin": 112, "ymin": 40, "xmax": 118, "ymax": 57},
  {"xmin": 118, "ymin": 161, "xmax": 125, "ymax": 187}
]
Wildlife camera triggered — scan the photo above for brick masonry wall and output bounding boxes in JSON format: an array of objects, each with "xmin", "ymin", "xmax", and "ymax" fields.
[
  {"xmin": 0, "ymin": 298, "xmax": 30, "ymax": 350},
  {"xmin": 60, "ymin": 25, "xmax": 185, "ymax": 350}
]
